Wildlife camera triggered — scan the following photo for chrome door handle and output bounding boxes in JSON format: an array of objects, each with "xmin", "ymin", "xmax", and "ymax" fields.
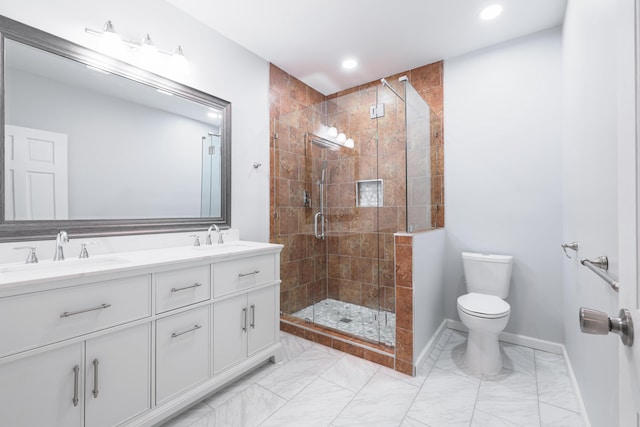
[
  {"xmin": 579, "ymin": 307, "xmax": 634, "ymax": 346},
  {"xmin": 250, "ymin": 304, "xmax": 256, "ymax": 329},
  {"xmin": 170, "ymin": 283, "xmax": 202, "ymax": 293},
  {"xmin": 242, "ymin": 307, "xmax": 248, "ymax": 332},
  {"xmin": 60, "ymin": 303, "xmax": 111, "ymax": 318},
  {"xmin": 72, "ymin": 365, "xmax": 80, "ymax": 407},
  {"xmin": 92, "ymin": 359, "xmax": 99, "ymax": 398}
]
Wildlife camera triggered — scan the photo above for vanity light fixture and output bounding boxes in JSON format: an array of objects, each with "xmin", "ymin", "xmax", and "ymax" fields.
[
  {"xmin": 479, "ymin": 4, "xmax": 503, "ymax": 20},
  {"xmin": 316, "ymin": 125, "xmax": 355, "ymax": 149},
  {"xmin": 85, "ymin": 20, "xmax": 188, "ymax": 72}
]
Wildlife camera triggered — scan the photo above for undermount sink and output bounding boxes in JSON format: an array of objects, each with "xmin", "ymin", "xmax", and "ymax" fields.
[
  {"xmin": 0, "ymin": 256, "xmax": 130, "ymax": 275},
  {"xmin": 191, "ymin": 243, "xmax": 253, "ymax": 252}
]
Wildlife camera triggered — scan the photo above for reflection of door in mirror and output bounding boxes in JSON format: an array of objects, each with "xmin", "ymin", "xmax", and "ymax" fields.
[
  {"xmin": 200, "ymin": 133, "xmax": 221, "ymax": 217},
  {"xmin": 4, "ymin": 125, "xmax": 69, "ymax": 220}
]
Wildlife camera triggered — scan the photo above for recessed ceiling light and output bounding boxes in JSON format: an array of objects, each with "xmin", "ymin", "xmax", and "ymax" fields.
[
  {"xmin": 480, "ymin": 4, "xmax": 503, "ymax": 20},
  {"xmin": 342, "ymin": 58, "xmax": 358, "ymax": 70}
]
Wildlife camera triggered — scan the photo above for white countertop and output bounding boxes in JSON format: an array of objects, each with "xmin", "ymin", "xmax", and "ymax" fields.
[{"xmin": 0, "ymin": 240, "xmax": 283, "ymax": 292}]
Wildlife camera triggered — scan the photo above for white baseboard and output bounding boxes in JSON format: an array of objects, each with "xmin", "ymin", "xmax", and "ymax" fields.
[
  {"xmin": 561, "ymin": 346, "xmax": 592, "ymax": 427},
  {"xmin": 445, "ymin": 319, "xmax": 564, "ymax": 354},
  {"xmin": 415, "ymin": 319, "xmax": 448, "ymax": 370}
]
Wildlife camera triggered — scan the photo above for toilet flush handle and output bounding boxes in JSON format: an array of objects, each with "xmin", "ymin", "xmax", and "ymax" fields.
[{"xmin": 579, "ymin": 307, "xmax": 634, "ymax": 346}]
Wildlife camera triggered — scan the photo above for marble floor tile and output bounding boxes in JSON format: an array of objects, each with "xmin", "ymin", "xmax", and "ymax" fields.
[
  {"xmin": 279, "ymin": 330, "xmax": 314, "ymax": 363},
  {"xmin": 500, "ymin": 343, "xmax": 536, "ymax": 375},
  {"xmin": 539, "ymin": 402, "xmax": 583, "ymax": 426},
  {"xmin": 212, "ymin": 383, "xmax": 286, "ymax": 427},
  {"xmin": 535, "ymin": 350, "xmax": 579, "ymax": 413},
  {"xmin": 257, "ymin": 346, "xmax": 339, "ymax": 399},
  {"xmin": 471, "ymin": 408, "xmax": 521, "ymax": 426},
  {"xmin": 475, "ymin": 368, "xmax": 540, "ymax": 426},
  {"xmin": 321, "ymin": 353, "xmax": 380, "ymax": 392},
  {"xmin": 400, "ymin": 416, "xmax": 430, "ymax": 427},
  {"xmin": 162, "ymin": 402, "xmax": 215, "ymax": 427},
  {"xmin": 332, "ymin": 371, "xmax": 419, "ymax": 426},
  {"xmin": 407, "ymin": 367, "xmax": 480, "ymax": 426},
  {"xmin": 203, "ymin": 361, "xmax": 278, "ymax": 409},
  {"xmin": 434, "ymin": 338, "xmax": 482, "ymax": 380},
  {"xmin": 261, "ymin": 378, "xmax": 355, "ymax": 427}
]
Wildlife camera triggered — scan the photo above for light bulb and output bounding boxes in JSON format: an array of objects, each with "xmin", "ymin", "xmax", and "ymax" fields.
[
  {"xmin": 99, "ymin": 20, "xmax": 123, "ymax": 56},
  {"xmin": 327, "ymin": 126, "xmax": 338, "ymax": 138},
  {"xmin": 139, "ymin": 33, "xmax": 159, "ymax": 67},
  {"xmin": 345, "ymin": 138, "xmax": 354, "ymax": 148},
  {"xmin": 337, "ymin": 133, "xmax": 346, "ymax": 143},
  {"xmin": 172, "ymin": 45, "xmax": 189, "ymax": 74}
]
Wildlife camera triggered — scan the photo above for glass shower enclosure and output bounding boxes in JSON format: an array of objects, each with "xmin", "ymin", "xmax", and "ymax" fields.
[{"xmin": 273, "ymin": 77, "xmax": 433, "ymax": 347}]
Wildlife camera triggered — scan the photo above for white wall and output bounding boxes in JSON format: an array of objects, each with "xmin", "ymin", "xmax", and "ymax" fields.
[
  {"xmin": 0, "ymin": 0, "xmax": 270, "ymax": 242},
  {"xmin": 562, "ymin": 1, "xmax": 619, "ymax": 425},
  {"xmin": 443, "ymin": 28, "xmax": 564, "ymax": 342},
  {"xmin": 413, "ymin": 229, "xmax": 445, "ymax": 364}
]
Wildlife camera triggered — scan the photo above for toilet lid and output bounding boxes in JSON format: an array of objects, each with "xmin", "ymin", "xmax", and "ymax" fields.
[{"xmin": 457, "ymin": 293, "xmax": 510, "ymax": 319}]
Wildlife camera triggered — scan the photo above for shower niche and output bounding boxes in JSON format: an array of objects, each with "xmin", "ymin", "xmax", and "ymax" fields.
[{"xmin": 271, "ymin": 69, "xmax": 441, "ymax": 371}]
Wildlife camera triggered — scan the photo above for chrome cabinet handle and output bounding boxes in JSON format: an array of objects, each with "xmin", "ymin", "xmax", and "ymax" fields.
[
  {"xmin": 250, "ymin": 304, "xmax": 256, "ymax": 329},
  {"xmin": 242, "ymin": 307, "xmax": 248, "ymax": 332},
  {"xmin": 92, "ymin": 359, "xmax": 100, "ymax": 398},
  {"xmin": 72, "ymin": 365, "xmax": 80, "ymax": 407},
  {"xmin": 170, "ymin": 283, "xmax": 202, "ymax": 293},
  {"xmin": 60, "ymin": 303, "xmax": 111, "ymax": 318},
  {"xmin": 171, "ymin": 324, "xmax": 202, "ymax": 338},
  {"xmin": 238, "ymin": 270, "xmax": 260, "ymax": 277}
]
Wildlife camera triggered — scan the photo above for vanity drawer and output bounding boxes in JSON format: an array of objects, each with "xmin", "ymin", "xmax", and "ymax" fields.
[
  {"xmin": 156, "ymin": 305, "xmax": 211, "ymax": 404},
  {"xmin": 0, "ymin": 275, "xmax": 151, "ymax": 358},
  {"xmin": 155, "ymin": 266, "xmax": 211, "ymax": 314},
  {"xmin": 213, "ymin": 254, "xmax": 276, "ymax": 297}
]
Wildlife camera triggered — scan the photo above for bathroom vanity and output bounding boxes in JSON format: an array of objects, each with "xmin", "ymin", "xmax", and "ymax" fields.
[{"xmin": 0, "ymin": 241, "xmax": 282, "ymax": 426}]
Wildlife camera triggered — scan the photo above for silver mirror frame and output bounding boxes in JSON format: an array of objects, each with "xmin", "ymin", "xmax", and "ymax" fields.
[{"xmin": 0, "ymin": 16, "xmax": 231, "ymax": 242}]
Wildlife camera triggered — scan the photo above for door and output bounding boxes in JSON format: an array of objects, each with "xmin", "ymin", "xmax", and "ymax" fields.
[
  {"xmin": 84, "ymin": 324, "xmax": 151, "ymax": 427},
  {"xmin": 619, "ymin": 0, "xmax": 640, "ymax": 424},
  {"xmin": 0, "ymin": 344, "xmax": 83, "ymax": 427},
  {"xmin": 213, "ymin": 293, "xmax": 248, "ymax": 374},
  {"xmin": 4, "ymin": 125, "xmax": 69, "ymax": 220},
  {"xmin": 248, "ymin": 285, "xmax": 277, "ymax": 356}
]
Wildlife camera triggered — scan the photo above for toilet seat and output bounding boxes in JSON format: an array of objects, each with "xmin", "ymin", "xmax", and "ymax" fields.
[{"xmin": 457, "ymin": 293, "xmax": 510, "ymax": 319}]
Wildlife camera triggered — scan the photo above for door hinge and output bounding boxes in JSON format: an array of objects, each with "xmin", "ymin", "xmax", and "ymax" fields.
[
  {"xmin": 370, "ymin": 103, "xmax": 385, "ymax": 119},
  {"xmin": 208, "ymin": 146, "xmax": 215, "ymax": 155}
]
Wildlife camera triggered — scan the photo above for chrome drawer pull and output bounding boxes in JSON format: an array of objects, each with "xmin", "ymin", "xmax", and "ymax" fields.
[
  {"xmin": 60, "ymin": 303, "xmax": 111, "ymax": 318},
  {"xmin": 171, "ymin": 324, "xmax": 202, "ymax": 338},
  {"xmin": 72, "ymin": 365, "xmax": 80, "ymax": 407},
  {"xmin": 170, "ymin": 283, "xmax": 202, "ymax": 293},
  {"xmin": 92, "ymin": 359, "xmax": 100, "ymax": 398},
  {"xmin": 238, "ymin": 269, "xmax": 260, "ymax": 277}
]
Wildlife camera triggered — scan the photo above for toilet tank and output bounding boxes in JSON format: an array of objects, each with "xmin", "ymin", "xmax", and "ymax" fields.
[{"xmin": 462, "ymin": 252, "xmax": 514, "ymax": 298}]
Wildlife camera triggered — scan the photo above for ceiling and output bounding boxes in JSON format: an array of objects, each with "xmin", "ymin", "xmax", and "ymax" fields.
[{"xmin": 166, "ymin": 0, "xmax": 567, "ymax": 95}]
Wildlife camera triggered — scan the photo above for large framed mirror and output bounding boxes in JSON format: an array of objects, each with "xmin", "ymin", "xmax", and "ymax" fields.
[{"xmin": 0, "ymin": 16, "xmax": 231, "ymax": 242}]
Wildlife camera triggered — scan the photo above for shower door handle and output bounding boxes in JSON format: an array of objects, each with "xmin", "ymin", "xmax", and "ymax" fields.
[{"xmin": 314, "ymin": 212, "xmax": 325, "ymax": 240}]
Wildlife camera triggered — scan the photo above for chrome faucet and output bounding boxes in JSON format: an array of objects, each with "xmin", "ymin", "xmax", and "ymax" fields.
[
  {"xmin": 53, "ymin": 231, "xmax": 69, "ymax": 261},
  {"xmin": 206, "ymin": 224, "xmax": 224, "ymax": 245}
]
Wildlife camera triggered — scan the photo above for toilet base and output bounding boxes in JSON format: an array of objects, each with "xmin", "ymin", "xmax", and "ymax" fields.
[{"xmin": 465, "ymin": 330, "xmax": 502, "ymax": 375}]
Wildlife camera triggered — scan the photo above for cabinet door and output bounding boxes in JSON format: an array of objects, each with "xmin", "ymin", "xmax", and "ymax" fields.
[
  {"xmin": 248, "ymin": 286, "xmax": 277, "ymax": 356},
  {"xmin": 213, "ymin": 294, "xmax": 248, "ymax": 374},
  {"xmin": 156, "ymin": 306, "xmax": 211, "ymax": 404},
  {"xmin": 0, "ymin": 343, "xmax": 83, "ymax": 427},
  {"xmin": 85, "ymin": 324, "xmax": 151, "ymax": 427}
]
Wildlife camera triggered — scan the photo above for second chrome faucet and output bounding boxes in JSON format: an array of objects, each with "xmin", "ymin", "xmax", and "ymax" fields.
[{"xmin": 206, "ymin": 224, "xmax": 224, "ymax": 245}]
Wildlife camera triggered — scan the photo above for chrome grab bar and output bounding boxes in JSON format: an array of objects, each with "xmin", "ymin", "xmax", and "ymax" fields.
[
  {"xmin": 60, "ymin": 303, "xmax": 111, "ymax": 318},
  {"xmin": 171, "ymin": 324, "xmax": 202, "ymax": 339},
  {"xmin": 580, "ymin": 256, "xmax": 619, "ymax": 292},
  {"xmin": 314, "ymin": 212, "xmax": 325, "ymax": 240},
  {"xmin": 238, "ymin": 270, "xmax": 260, "ymax": 277},
  {"xmin": 171, "ymin": 283, "xmax": 202, "ymax": 293}
]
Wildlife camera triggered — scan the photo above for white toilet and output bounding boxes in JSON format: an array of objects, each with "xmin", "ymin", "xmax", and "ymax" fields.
[{"xmin": 457, "ymin": 252, "xmax": 513, "ymax": 374}]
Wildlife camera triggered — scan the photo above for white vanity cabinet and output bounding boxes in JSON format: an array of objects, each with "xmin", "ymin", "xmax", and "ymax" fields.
[
  {"xmin": 213, "ymin": 286, "xmax": 278, "ymax": 374},
  {"xmin": 0, "ymin": 323, "xmax": 151, "ymax": 427},
  {"xmin": 0, "ymin": 242, "xmax": 282, "ymax": 427}
]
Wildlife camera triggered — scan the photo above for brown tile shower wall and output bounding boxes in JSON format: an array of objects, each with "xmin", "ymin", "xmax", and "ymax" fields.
[{"xmin": 270, "ymin": 64, "xmax": 327, "ymax": 314}]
